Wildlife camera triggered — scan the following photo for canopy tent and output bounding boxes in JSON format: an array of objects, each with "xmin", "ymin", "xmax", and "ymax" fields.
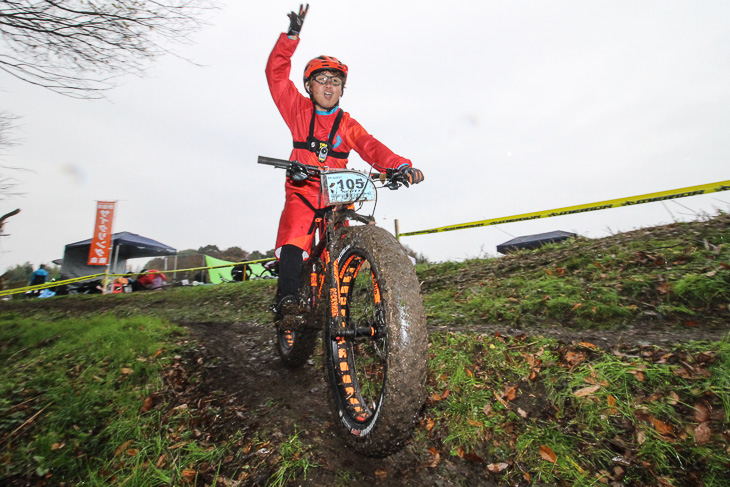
[
  {"xmin": 204, "ymin": 255, "xmax": 268, "ymax": 284},
  {"xmin": 497, "ymin": 230, "xmax": 577, "ymax": 254},
  {"xmin": 60, "ymin": 231, "xmax": 176, "ymax": 279}
]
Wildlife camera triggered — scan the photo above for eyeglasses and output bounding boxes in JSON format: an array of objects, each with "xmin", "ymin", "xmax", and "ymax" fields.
[{"xmin": 312, "ymin": 74, "xmax": 344, "ymax": 87}]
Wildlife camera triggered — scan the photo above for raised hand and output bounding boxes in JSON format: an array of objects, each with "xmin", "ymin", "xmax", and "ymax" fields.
[{"xmin": 287, "ymin": 4, "xmax": 309, "ymax": 37}]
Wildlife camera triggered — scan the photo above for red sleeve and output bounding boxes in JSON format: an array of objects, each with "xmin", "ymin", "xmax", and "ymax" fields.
[
  {"xmin": 345, "ymin": 118, "xmax": 412, "ymax": 172},
  {"xmin": 265, "ymin": 33, "xmax": 310, "ymax": 133}
]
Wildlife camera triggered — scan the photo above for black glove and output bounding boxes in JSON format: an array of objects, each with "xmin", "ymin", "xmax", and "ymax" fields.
[
  {"xmin": 287, "ymin": 4, "xmax": 309, "ymax": 36},
  {"xmin": 400, "ymin": 166, "xmax": 424, "ymax": 185}
]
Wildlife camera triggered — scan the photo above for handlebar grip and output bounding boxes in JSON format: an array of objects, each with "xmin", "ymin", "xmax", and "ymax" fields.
[{"xmin": 258, "ymin": 156, "xmax": 292, "ymax": 167}]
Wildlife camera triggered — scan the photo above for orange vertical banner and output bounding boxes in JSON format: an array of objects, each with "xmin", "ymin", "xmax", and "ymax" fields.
[{"xmin": 87, "ymin": 201, "xmax": 116, "ymax": 266}]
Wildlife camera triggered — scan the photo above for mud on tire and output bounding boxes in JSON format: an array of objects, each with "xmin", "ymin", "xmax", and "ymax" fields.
[
  {"xmin": 274, "ymin": 258, "xmax": 321, "ymax": 368},
  {"xmin": 324, "ymin": 225, "xmax": 427, "ymax": 457}
]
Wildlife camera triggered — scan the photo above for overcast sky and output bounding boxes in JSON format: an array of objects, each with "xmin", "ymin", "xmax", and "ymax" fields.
[{"xmin": 1, "ymin": 0, "xmax": 729, "ymax": 272}]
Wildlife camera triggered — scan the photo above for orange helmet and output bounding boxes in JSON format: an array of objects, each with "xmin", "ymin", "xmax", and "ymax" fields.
[{"xmin": 303, "ymin": 55, "xmax": 348, "ymax": 85}]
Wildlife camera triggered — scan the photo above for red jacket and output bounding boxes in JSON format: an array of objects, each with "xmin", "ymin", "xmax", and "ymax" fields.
[{"xmin": 266, "ymin": 33, "xmax": 412, "ymax": 252}]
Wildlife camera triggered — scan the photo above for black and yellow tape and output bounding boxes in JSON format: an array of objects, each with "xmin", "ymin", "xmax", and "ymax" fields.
[
  {"xmin": 0, "ymin": 258, "xmax": 276, "ymax": 298},
  {"xmin": 399, "ymin": 180, "xmax": 730, "ymax": 238}
]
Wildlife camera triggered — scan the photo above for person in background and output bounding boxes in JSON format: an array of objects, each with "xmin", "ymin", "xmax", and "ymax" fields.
[
  {"xmin": 29, "ymin": 264, "xmax": 48, "ymax": 286},
  {"xmin": 133, "ymin": 269, "xmax": 167, "ymax": 291}
]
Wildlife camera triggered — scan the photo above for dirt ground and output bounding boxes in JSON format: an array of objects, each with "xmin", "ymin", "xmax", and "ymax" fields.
[{"xmin": 181, "ymin": 318, "xmax": 728, "ymax": 487}]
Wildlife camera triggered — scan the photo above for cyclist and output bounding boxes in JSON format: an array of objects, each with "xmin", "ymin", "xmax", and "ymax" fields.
[{"xmin": 266, "ymin": 4, "xmax": 424, "ymax": 316}]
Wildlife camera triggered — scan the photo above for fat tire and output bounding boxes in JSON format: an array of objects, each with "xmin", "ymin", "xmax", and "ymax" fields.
[
  {"xmin": 275, "ymin": 328, "xmax": 317, "ymax": 368},
  {"xmin": 324, "ymin": 225, "xmax": 427, "ymax": 457}
]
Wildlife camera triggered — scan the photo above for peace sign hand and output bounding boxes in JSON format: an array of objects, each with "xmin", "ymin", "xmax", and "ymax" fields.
[{"xmin": 287, "ymin": 4, "xmax": 309, "ymax": 37}]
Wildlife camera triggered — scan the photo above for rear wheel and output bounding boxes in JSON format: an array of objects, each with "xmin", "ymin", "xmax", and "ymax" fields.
[
  {"xmin": 275, "ymin": 260, "xmax": 320, "ymax": 368},
  {"xmin": 324, "ymin": 225, "xmax": 427, "ymax": 457}
]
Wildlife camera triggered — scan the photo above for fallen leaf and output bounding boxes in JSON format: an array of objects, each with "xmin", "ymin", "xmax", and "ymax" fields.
[
  {"xmin": 425, "ymin": 448, "xmax": 440, "ymax": 468},
  {"xmin": 565, "ymin": 351, "xmax": 587, "ymax": 366},
  {"xmin": 578, "ymin": 342, "xmax": 597, "ymax": 349},
  {"xmin": 155, "ymin": 454, "xmax": 167, "ymax": 468},
  {"xmin": 483, "ymin": 403, "xmax": 493, "ymax": 416},
  {"xmin": 429, "ymin": 393, "xmax": 443, "ymax": 402},
  {"xmin": 571, "ymin": 303, "xmax": 583, "ymax": 311},
  {"xmin": 141, "ymin": 396, "xmax": 155, "ymax": 413},
  {"xmin": 493, "ymin": 390, "xmax": 509, "ymax": 408},
  {"xmin": 441, "ymin": 389, "xmax": 451, "ymax": 400},
  {"xmin": 539, "ymin": 445, "xmax": 557, "ymax": 463},
  {"xmin": 462, "ymin": 451, "xmax": 485, "ymax": 463},
  {"xmin": 694, "ymin": 403, "xmax": 711, "ymax": 423},
  {"xmin": 657, "ymin": 282, "xmax": 672, "ymax": 294},
  {"xmin": 426, "ymin": 418, "xmax": 435, "ymax": 431},
  {"xmin": 126, "ymin": 449, "xmax": 139, "ymax": 457},
  {"xmin": 694, "ymin": 422, "xmax": 712, "ymax": 445},
  {"xmin": 574, "ymin": 385, "xmax": 601, "ymax": 397},
  {"xmin": 503, "ymin": 385, "xmax": 518, "ymax": 401},
  {"xmin": 182, "ymin": 469, "xmax": 197, "ymax": 481},
  {"xmin": 667, "ymin": 391, "xmax": 679, "ymax": 405},
  {"xmin": 50, "ymin": 443, "xmax": 65, "ymax": 451},
  {"xmin": 120, "ymin": 368, "xmax": 134, "ymax": 375},
  {"xmin": 487, "ymin": 462, "xmax": 509, "ymax": 473},
  {"xmin": 517, "ymin": 408, "xmax": 528, "ymax": 418},
  {"xmin": 114, "ymin": 440, "xmax": 134, "ymax": 457},
  {"xmin": 653, "ymin": 419, "xmax": 673, "ymax": 436},
  {"xmin": 375, "ymin": 469, "xmax": 388, "ymax": 480}
]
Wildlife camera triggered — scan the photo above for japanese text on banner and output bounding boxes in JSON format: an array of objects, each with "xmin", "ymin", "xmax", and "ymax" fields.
[{"xmin": 87, "ymin": 201, "xmax": 116, "ymax": 265}]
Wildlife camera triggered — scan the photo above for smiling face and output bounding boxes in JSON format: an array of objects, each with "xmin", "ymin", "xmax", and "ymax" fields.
[{"xmin": 305, "ymin": 70, "xmax": 344, "ymax": 111}]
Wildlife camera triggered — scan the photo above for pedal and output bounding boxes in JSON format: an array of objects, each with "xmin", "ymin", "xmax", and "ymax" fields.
[{"xmin": 277, "ymin": 312, "xmax": 306, "ymax": 331}]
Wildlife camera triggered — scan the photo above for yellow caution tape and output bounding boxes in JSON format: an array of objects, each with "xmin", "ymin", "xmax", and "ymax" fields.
[
  {"xmin": 399, "ymin": 180, "xmax": 730, "ymax": 238},
  {"xmin": 0, "ymin": 258, "xmax": 277, "ymax": 297}
]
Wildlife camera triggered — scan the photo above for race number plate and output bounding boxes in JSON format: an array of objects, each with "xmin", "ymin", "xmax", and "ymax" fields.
[{"xmin": 321, "ymin": 171, "xmax": 376, "ymax": 205}]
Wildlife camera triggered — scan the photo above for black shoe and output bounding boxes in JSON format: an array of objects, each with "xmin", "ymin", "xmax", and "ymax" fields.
[{"xmin": 273, "ymin": 295, "xmax": 299, "ymax": 320}]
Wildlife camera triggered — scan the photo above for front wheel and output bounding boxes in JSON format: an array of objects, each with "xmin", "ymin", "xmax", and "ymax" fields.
[{"xmin": 324, "ymin": 225, "xmax": 427, "ymax": 457}]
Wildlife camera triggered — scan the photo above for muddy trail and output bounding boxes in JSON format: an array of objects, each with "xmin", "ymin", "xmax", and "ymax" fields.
[{"xmin": 179, "ymin": 315, "xmax": 727, "ymax": 487}]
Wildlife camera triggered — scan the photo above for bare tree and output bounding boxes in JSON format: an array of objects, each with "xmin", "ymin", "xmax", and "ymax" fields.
[
  {"xmin": 0, "ymin": 0, "xmax": 216, "ymax": 98},
  {"xmin": 0, "ymin": 112, "xmax": 24, "ymax": 201}
]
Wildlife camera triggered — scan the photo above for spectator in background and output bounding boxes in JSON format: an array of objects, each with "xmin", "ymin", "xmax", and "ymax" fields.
[
  {"xmin": 29, "ymin": 264, "xmax": 48, "ymax": 286},
  {"xmin": 134, "ymin": 269, "xmax": 167, "ymax": 291}
]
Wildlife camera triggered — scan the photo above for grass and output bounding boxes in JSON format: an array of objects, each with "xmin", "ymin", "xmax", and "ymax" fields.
[
  {"xmin": 419, "ymin": 212, "xmax": 730, "ymax": 330},
  {"xmin": 0, "ymin": 313, "xmax": 233, "ymax": 486},
  {"xmin": 1, "ymin": 212, "xmax": 728, "ymax": 485},
  {"xmin": 424, "ymin": 331, "xmax": 730, "ymax": 486},
  {"xmin": 266, "ymin": 429, "xmax": 317, "ymax": 487}
]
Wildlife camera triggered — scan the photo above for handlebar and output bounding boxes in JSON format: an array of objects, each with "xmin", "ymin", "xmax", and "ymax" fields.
[{"xmin": 257, "ymin": 156, "xmax": 410, "ymax": 189}]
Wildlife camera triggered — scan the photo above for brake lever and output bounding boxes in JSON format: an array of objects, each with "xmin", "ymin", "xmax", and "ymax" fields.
[
  {"xmin": 386, "ymin": 169, "xmax": 409, "ymax": 189},
  {"xmin": 287, "ymin": 161, "xmax": 315, "ymax": 182}
]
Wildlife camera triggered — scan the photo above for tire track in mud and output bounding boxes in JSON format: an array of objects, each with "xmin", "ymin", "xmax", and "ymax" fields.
[
  {"xmin": 185, "ymin": 319, "xmax": 726, "ymax": 486},
  {"xmin": 186, "ymin": 321, "xmax": 439, "ymax": 486}
]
